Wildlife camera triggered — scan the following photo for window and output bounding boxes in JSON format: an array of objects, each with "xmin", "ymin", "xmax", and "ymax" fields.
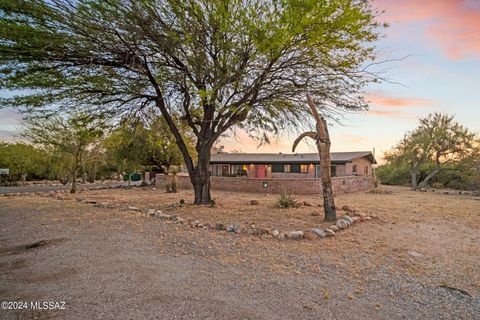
[
  {"xmin": 232, "ymin": 164, "xmax": 242, "ymax": 175},
  {"xmin": 331, "ymin": 166, "xmax": 336, "ymax": 177},
  {"xmin": 352, "ymin": 164, "xmax": 357, "ymax": 174},
  {"xmin": 272, "ymin": 164, "xmax": 284, "ymax": 172},
  {"xmin": 300, "ymin": 164, "xmax": 308, "ymax": 173},
  {"xmin": 291, "ymin": 164, "xmax": 301, "ymax": 173},
  {"xmin": 284, "ymin": 164, "xmax": 291, "ymax": 173},
  {"xmin": 364, "ymin": 165, "xmax": 369, "ymax": 175}
]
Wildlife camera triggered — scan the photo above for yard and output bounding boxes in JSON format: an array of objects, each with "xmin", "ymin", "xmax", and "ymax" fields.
[{"xmin": 0, "ymin": 185, "xmax": 479, "ymax": 319}]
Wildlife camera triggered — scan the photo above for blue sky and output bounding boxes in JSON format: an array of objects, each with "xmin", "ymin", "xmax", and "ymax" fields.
[{"xmin": 1, "ymin": 0, "xmax": 479, "ymax": 162}]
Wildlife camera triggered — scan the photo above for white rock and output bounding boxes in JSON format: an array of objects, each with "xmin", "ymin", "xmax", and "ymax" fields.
[
  {"xmin": 271, "ymin": 229, "xmax": 279, "ymax": 237},
  {"xmin": 324, "ymin": 229, "xmax": 335, "ymax": 237},
  {"xmin": 344, "ymin": 216, "xmax": 353, "ymax": 224},
  {"xmin": 330, "ymin": 225, "xmax": 338, "ymax": 231},
  {"xmin": 336, "ymin": 219, "xmax": 349, "ymax": 229},
  {"xmin": 148, "ymin": 209, "xmax": 156, "ymax": 216},
  {"xmin": 408, "ymin": 251, "xmax": 423, "ymax": 257},
  {"xmin": 286, "ymin": 231, "xmax": 304, "ymax": 240},
  {"xmin": 233, "ymin": 224, "xmax": 247, "ymax": 234},
  {"xmin": 310, "ymin": 228, "xmax": 326, "ymax": 238},
  {"xmin": 128, "ymin": 206, "xmax": 141, "ymax": 211}
]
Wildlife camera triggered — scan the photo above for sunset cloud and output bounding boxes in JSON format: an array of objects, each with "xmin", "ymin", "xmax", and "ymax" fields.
[
  {"xmin": 366, "ymin": 92, "xmax": 435, "ymax": 108},
  {"xmin": 376, "ymin": 0, "xmax": 480, "ymax": 60},
  {"xmin": 368, "ymin": 109, "xmax": 410, "ymax": 118}
]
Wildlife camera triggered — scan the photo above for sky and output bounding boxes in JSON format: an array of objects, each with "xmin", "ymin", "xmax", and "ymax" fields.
[
  {"xmin": 1, "ymin": 0, "xmax": 479, "ymax": 162},
  {"xmin": 218, "ymin": 0, "xmax": 480, "ymax": 161}
]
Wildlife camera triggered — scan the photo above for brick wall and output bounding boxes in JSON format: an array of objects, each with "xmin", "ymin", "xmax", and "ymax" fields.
[{"xmin": 156, "ymin": 174, "xmax": 373, "ymax": 195}]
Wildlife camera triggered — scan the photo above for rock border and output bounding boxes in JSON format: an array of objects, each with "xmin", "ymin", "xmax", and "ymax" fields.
[{"xmin": 8, "ymin": 190, "xmax": 374, "ymax": 241}]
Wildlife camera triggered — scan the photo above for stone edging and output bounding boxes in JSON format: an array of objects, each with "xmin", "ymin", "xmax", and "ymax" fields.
[{"xmin": 10, "ymin": 189, "xmax": 376, "ymax": 241}]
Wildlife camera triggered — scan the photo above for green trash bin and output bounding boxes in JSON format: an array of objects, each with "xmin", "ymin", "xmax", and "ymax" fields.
[{"xmin": 131, "ymin": 172, "xmax": 142, "ymax": 181}]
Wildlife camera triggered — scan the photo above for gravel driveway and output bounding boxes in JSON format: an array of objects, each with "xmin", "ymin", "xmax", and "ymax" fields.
[{"xmin": 0, "ymin": 194, "xmax": 478, "ymax": 319}]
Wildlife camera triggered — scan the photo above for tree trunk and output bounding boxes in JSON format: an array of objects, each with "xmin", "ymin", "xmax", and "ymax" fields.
[
  {"xmin": 191, "ymin": 149, "xmax": 212, "ymax": 205},
  {"xmin": 70, "ymin": 168, "xmax": 77, "ymax": 193},
  {"xmin": 316, "ymin": 122, "xmax": 336, "ymax": 222},
  {"xmin": 411, "ymin": 170, "xmax": 418, "ymax": 190},
  {"xmin": 418, "ymin": 168, "xmax": 440, "ymax": 189}
]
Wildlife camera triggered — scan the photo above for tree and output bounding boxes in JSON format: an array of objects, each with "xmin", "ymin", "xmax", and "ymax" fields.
[
  {"xmin": 292, "ymin": 95, "xmax": 336, "ymax": 221},
  {"xmin": 0, "ymin": 0, "xmax": 383, "ymax": 204},
  {"xmin": 103, "ymin": 115, "xmax": 194, "ymax": 179},
  {"xmin": 0, "ymin": 142, "xmax": 50, "ymax": 183},
  {"xmin": 22, "ymin": 114, "xmax": 105, "ymax": 193},
  {"xmin": 384, "ymin": 113, "xmax": 480, "ymax": 190}
]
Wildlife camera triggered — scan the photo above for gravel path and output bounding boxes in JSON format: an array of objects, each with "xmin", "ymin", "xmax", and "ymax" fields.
[{"xmin": 0, "ymin": 195, "xmax": 478, "ymax": 319}]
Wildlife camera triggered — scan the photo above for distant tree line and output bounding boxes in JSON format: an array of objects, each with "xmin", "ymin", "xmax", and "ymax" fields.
[
  {"xmin": 0, "ymin": 113, "xmax": 194, "ymax": 192},
  {"xmin": 377, "ymin": 113, "xmax": 480, "ymax": 190}
]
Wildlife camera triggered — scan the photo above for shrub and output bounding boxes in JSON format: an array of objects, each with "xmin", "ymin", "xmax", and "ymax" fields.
[
  {"xmin": 430, "ymin": 182, "xmax": 444, "ymax": 189},
  {"xmin": 276, "ymin": 190, "xmax": 299, "ymax": 208}
]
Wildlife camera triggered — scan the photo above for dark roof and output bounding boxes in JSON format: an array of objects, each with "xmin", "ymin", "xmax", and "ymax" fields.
[{"xmin": 211, "ymin": 151, "xmax": 377, "ymax": 164}]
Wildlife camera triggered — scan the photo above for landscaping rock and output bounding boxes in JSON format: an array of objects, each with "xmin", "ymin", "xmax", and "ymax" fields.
[
  {"xmin": 277, "ymin": 233, "xmax": 286, "ymax": 241},
  {"xmin": 324, "ymin": 229, "xmax": 335, "ymax": 237},
  {"xmin": 233, "ymin": 224, "xmax": 248, "ymax": 234},
  {"xmin": 310, "ymin": 228, "xmax": 326, "ymax": 238},
  {"xmin": 192, "ymin": 220, "xmax": 201, "ymax": 227},
  {"xmin": 175, "ymin": 217, "xmax": 185, "ymax": 224},
  {"xmin": 85, "ymin": 200, "xmax": 97, "ymax": 204},
  {"xmin": 251, "ymin": 227, "xmax": 269, "ymax": 236},
  {"xmin": 249, "ymin": 200, "xmax": 259, "ymax": 205},
  {"xmin": 342, "ymin": 205, "xmax": 354, "ymax": 212},
  {"xmin": 271, "ymin": 229, "xmax": 279, "ymax": 237},
  {"xmin": 344, "ymin": 215, "xmax": 354, "ymax": 224},
  {"xmin": 214, "ymin": 223, "xmax": 226, "ymax": 230},
  {"xmin": 156, "ymin": 212, "xmax": 172, "ymax": 220},
  {"xmin": 286, "ymin": 231, "xmax": 304, "ymax": 240},
  {"xmin": 148, "ymin": 209, "xmax": 156, "ymax": 216},
  {"xmin": 226, "ymin": 225, "xmax": 235, "ymax": 232},
  {"xmin": 203, "ymin": 223, "xmax": 212, "ymax": 229},
  {"xmin": 351, "ymin": 216, "xmax": 359, "ymax": 223},
  {"xmin": 302, "ymin": 201, "xmax": 313, "ymax": 207},
  {"xmin": 336, "ymin": 219, "xmax": 349, "ymax": 229},
  {"xmin": 303, "ymin": 230, "xmax": 318, "ymax": 240},
  {"xmin": 329, "ymin": 225, "xmax": 338, "ymax": 232},
  {"xmin": 127, "ymin": 206, "xmax": 142, "ymax": 212}
]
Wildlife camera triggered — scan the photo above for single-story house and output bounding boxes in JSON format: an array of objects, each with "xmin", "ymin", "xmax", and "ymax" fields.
[{"xmin": 210, "ymin": 151, "xmax": 377, "ymax": 179}]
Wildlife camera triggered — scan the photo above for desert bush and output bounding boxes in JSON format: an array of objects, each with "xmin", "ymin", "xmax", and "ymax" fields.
[
  {"xmin": 430, "ymin": 182, "xmax": 444, "ymax": 189},
  {"xmin": 376, "ymin": 164, "xmax": 410, "ymax": 186},
  {"xmin": 276, "ymin": 191, "xmax": 299, "ymax": 208}
]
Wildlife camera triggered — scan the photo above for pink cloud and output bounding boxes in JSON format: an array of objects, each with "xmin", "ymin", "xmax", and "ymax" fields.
[
  {"xmin": 375, "ymin": 0, "xmax": 480, "ymax": 60},
  {"xmin": 366, "ymin": 92, "xmax": 435, "ymax": 108},
  {"xmin": 368, "ymin": 109, "xmax": 407, "ymax": 117}
]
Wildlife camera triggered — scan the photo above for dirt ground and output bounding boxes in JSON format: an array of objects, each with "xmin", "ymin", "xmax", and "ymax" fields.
[{"xmin": 0, "ymin": 185, "xmax": 479, "ymax": 319}]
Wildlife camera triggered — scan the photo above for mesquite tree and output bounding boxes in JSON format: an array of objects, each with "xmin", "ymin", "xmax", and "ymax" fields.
[
  {"xmin": 385, "ymin": 113, "xmax": 480, "ymax": 190},
  {"xmin": 292, "ymin": 95, "xmax": 336, "ymax": 221},
  {"xmin": 0, "ymin": 0, "xmax": 383, "ymax": 204},
  {"xmin": 22, "ymin": 114, "xmax": 105, "ymax": 193}
]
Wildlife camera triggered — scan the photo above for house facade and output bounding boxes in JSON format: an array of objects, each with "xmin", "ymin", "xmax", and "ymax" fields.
[{"xmin": 210, "ymin": 151, "xmax": 376, "ymax": 179}]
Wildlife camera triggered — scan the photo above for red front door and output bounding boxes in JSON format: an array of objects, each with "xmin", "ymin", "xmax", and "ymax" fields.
[{"xmin": 254, "ymin": 165, "xmax": 266, "ymax": 178}]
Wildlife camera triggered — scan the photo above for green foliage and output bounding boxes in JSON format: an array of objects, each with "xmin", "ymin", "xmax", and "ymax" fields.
[
  {"xmin": 0, "ymin": 142, "xmax": 50, "ymax": 183},
  {"xmin": 276, "ymin": 190, "xmax": 299, "ymax": 208},
  {"xmin": 103, "ymin": 115, "xmax": 193, "ymax": 175},
  {"xmin": 21, "ymin": 113, "xmax": 106, "ymax": 190},
  {"xmin": 0, "ymin": 0, "xmax": 385, "ymax": 202},
  {"xmin": 376, "ymin": 164, "xmax": 410, "ymax": 186},
  {"xmin": 383, "ymin": 113, "xmax": 480, "ymax": 190}
]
